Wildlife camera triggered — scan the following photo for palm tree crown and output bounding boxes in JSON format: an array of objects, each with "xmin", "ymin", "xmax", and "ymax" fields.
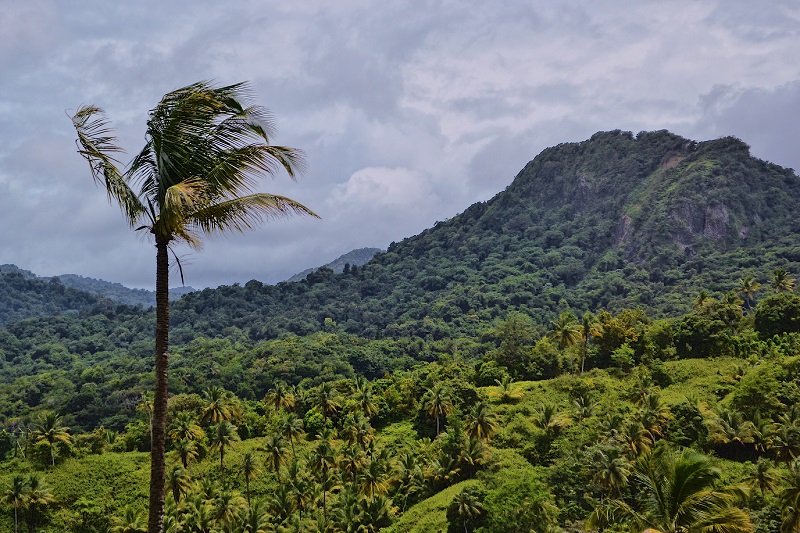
[{"xmin": 588, "ymin": 445, "xmax": 753, "ymax": 533}]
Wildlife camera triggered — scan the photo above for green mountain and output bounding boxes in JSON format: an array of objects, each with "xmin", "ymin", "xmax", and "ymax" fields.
[
  {"xmin": 168, "ymin": 130, "xmax": 800, "ymax": 340},
  {"xmin": 0, "ymin": 265, "xmax": 194, "ymax": 316},
  {"xmin": 0, "ymin": 269, "xmax": 109, "ymax": 325},
  {"xmin": 286, "ymin": 247, "xmax": 383, "ymax": 282}
]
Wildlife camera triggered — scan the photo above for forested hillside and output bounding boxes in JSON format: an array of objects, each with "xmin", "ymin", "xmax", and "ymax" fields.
[{"xmin": 2, "ymin": 130, "xmax": 800, "ymax": 532}]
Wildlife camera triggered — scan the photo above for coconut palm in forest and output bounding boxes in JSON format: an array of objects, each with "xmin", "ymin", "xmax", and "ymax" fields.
[
  {"xmin": 71, "ymin": 81, "xmax": 317, "ymax": 533},
  {"xmin": 587, "ymin": 444, "xmax": 753, "ymax": 533}
]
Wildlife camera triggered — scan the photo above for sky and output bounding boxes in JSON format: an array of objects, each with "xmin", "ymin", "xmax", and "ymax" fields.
[{"xmin": 1, "ymin": 1, "xmax": 799, "ymax": 289}]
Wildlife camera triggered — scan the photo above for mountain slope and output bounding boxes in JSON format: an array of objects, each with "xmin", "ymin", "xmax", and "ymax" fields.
[
  {"xmin": 286, "ymin": 247, "xmax": 383, "ymax": 282},
  {"xmin": 168, "ymin": 130, "xmax": 800, "ymax": 340}
]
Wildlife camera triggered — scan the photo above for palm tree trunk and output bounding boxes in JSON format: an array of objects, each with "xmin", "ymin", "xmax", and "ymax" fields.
[{"xmin": 148, "ymin": 237, "xmax": 170, "ymax": 533}]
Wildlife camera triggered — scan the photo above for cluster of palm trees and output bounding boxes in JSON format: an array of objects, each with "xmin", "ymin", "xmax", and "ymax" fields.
[
  {"xmin": 575, "ymin": 370, "xmax": 800, "ymax": 533},
  {"xmin": 103, "ymin": 377, "xmax": 499, "ymax": 532},
  {"xmin": 1, "ymin": 474, "xmax": 54, "ymax": 533},
  {"xmin": 6, "ymin": 412, "xmax": 72, "ymax": 467}
]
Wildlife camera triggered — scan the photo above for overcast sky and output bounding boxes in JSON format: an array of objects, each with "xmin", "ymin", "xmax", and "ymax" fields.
[{"xmin": 1, "ymin": 1, "xmax": 799, "ymax": 289}]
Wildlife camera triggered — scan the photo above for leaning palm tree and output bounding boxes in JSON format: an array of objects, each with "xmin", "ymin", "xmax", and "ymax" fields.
[
  {"xmin": 587, "ymin": 444, "xmax": 753, "ymax": 533},
  {"xmin": 71, "ymin": 81, "xmax": 317, "ymax": 533}
]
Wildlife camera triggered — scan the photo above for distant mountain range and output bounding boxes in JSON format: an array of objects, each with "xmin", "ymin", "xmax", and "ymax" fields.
[
  {"xmin": 285, "ymin": 248, "xmax": 383, "ymax": 282},
  {"xmin": 0, "ymin": 264, "xmax": 194, "ymax": 316}
]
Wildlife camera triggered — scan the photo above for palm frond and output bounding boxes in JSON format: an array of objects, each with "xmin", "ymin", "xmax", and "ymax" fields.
[
  {"xmin": 71, "ymin": 105, "xmax": 145, "ymax": 225},
  {"xmin": 187, "ymin": 193, "xmax": 319, "ymax": 237}
]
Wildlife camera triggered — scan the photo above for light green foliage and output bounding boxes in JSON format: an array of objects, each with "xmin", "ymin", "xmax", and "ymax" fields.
[{"xmin": 383, "ymin": 480, "xmax": 479, "ymax": 533}]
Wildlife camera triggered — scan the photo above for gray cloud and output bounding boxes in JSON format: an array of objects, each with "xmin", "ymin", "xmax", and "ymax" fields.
[{"xmin": 1, "ymin": 0, "xmax": 799, "ymax": 288}]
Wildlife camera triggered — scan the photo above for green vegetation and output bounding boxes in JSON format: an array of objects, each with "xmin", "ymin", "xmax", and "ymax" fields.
[{"xmin": 2, "ymin": 129, "xmax": 800, "ymax": 531}]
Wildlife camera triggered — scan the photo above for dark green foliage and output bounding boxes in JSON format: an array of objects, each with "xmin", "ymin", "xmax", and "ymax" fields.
[{"xmin": 754, "ymin": 293, "xmax": 800, "ymax": 338}]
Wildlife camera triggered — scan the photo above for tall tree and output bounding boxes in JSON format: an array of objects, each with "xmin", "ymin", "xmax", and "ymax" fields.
[
  {"xmin": 71, "ymin": 81, "xmax": 317, "ymax": 533},
  {"xmin": 24, "ymin": 474, "xmax": 55, "ymax": 533},
  {"xmin": 736, "ymin": 276, "xmax": 761, "ymax": 311}
]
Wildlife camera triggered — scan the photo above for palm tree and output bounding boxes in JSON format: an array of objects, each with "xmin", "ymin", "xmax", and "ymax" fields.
[
  {"xmin": 737, "ymin": 276, "xmax": 761, "ymax": 311},
  {"xmin": 31, "ymin": 411, "xmax": 70, "ymax": 467},
  {"xmin": 494, "ymin": 376, "xmax": 523, "ymax": 404},
  {"xmin": 579, "ymin": 311, "xmax": 600, "ymax": 373},
  {"xmin": 465, "ymin": 401, "xmax": 497, "ymax": 441},
  {"xmin": 280, "ymin": 413, "xmax": 305, "ymax": 460},
  {"xmin": 549, "ymin": 311, "xmax": 582, "ymax": 353},
  {"xmin": 450, "ymin": 487, "xmax": 483, "ymax": 533},
  {"xmin": 309, "ymin": 431, "xmax": 338, "ymax": 527},
  {"xmin": 201, "ymin": 386, "xmax": 239, "ymax": 426},
  {"xmin": 422, "ymin": 383, "xmax": 454, "ymax": 436},
  {"xmin": 137, "ymin": 392, "xmax": 155, "ymax": 450},
  {"xmin": 587, "ymin": 445, "xmax": 753, "ymax": 533},
  {"xmin": 264, "ymin": 381, "xmax": 296, "ymax": 413},
  {"xmin": 209, "ymin": 420, "xmax": 240, "ymax": 484},
  {"xmin": 780, "ymin": 462, "xmax": 800, "ymax": 533},
  {"xmin": 533, "ymin": 402, "xmax": 571, "ymax": 436},
  {"xmin": 211, "ymin": 489, "xmax": 246, "ymax": 532},
  {"xmin": 590, "ymin": 448, "xmax": 630, "ymax": 498},
  {"xmin": 24, "ymin": 474, "xmax": 55, "ymax": 533},
  {"xmin": 694, "ymin": 289, "xmax": 713, "ymax": 309},
  {"xmin": 166, "ymin": 465, "xmax": 190, "ymax": 504},
  {"xmin": 110, "ymin": 506, "xmax": 148, "ymax": 533},
  {"xmin": 240, "ymin": 499, "xmax": 271, "ymax": 533},
  {"xmin": 748, "ymin": 458, "xmax": 779, "ymax": 499},
  {"xmin": 315, "ymin": 382, "xmax": 342, "ymax": 424},
  {"xmin": 359, "ymin": 458, "xmax": 390, "ymax": 500},
  {"xmin": 172, "ymin": 438, "xmax": 200, "ymax": 470},
  {"xmin": 353, "ymin": 377, "xmax": 379, "ymax": 418},
  {"xmin": 72, "ymin": 81, "xmax": 317, "ymax": 533},
  {"xmin": 264, "ymin": 433, "xmax": 288, "ymax": 482},
  {"xmin": 169, "ymin": 412, "xmax": 205, "ymax": 444},
  {"xmin": 241, "ymin": 452, "xmax": 261, "ymax": 505},
  {"xmin": 771, "ymin": 269, "xmax": 796, "ymax": 293},
  {"xmin": 2, "ymin": 475, "xmax": 27, "ymax": 533}
]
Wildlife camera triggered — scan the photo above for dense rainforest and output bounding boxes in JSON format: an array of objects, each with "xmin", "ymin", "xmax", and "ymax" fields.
[{"xmin": 1, "ymin": 130, "xmax": 800, "ymax": 532}]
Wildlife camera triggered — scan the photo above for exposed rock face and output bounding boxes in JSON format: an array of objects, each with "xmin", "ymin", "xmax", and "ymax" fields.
[
  {"xmin": 614, "ymin": 215, "xmax": 634, "ymax": 245},
  {"xmin": 703, "ymin": 204, "xmax": 730, "ymax": 240}
]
